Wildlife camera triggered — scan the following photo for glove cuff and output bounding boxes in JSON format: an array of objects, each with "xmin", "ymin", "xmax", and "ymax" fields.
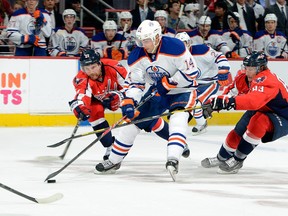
[{"xmin": 69, "ymin": 100, "xmax": 84, "ymax": 111}]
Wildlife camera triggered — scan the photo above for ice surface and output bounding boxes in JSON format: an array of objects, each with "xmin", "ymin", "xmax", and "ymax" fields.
[{"xmin": 0, "ymin": 126, "xmax": 288, "ymax": 216}]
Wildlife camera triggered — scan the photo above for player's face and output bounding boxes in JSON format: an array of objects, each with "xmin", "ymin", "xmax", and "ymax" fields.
[
  {"xmin": 44, "ymin": 0, "xmax": 55, "ymax": 11},
  {"xmin": 105, "ymin": 29, "xmax": 116, "ymax": 41},
  {"xmin": 265, "ymin": 21, "xmax": 277, "ymax": 33},
  {"xmin": 155, "ymin": 17, "xmax": 166, "ymax": 29},
  {"xmin": 229, "ymin": 18, "xmax": 238, "ymax": 30},
  {"xmin": 64, "ymin": 15, "xmax": 76, "ymax": 27},
  {"xmin": 199, "ymin": 24, "xmax": 211, "ymax": 37},
  {"xmin": 245, "ymin": 66, "xmax": 257, "ymax": 81},
  {"xmin": 26, "ymin": 0, "xmax": 38, "ymax": 11},
  {"xmin": 120, "ymin": 19, "xmax": 132, "ymax": 30},
  {"xmin": 83, "ymin": 63, "xmax": 102, "ymax": 80}
]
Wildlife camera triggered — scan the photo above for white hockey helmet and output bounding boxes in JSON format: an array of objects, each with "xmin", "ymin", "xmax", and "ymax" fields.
[
  {"xmin": 103, "ymin": 20, "xmax": 118, "ymax": 31},
  {"xmin": 118, "ymin": 11, "xmax": 132, "ymax": 20},
  {"xmin": 265, "ymin": 13, "xmax": 278, "ymax": 22},
  {"xmin": 62, "ymin": 9, "xmax": 76, "ymax": 21},
  {"xmin": 154, "ymin": 10, "xmax": 168, "ymax": 20},
  {"xmin": 184, "ymin": 3, "xmax": 199, "ymax": 12},
  {"xmin": 198, "ymin": 15, "xmax": 212, "ymax": 25},
  {"xmin": 175, "ymin": 32, "xmax": 191, "ymax": 48},
  {"xmin": 228, "ymin": 12, "xmax": 240, "ymax": 20},
  {"xmin": 135, "ymin": 20, "xmax": 162, "ymax": 47}
]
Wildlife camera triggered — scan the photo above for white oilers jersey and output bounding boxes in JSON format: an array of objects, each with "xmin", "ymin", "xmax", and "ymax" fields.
[
  {"xmin": 6, "ymin": 8, "xmax": 52, "ymax": 48},
  {"xmin": 117, "ymin": 28, "xmax": 137, "ymax": 54},
  {"xmin": 190, "ymin": 44, "xmax": 230, "ymax": 84},
  {"xmin": 126, "ymin": 36, "xmax": 199, "ymax": 103},
  {"xmin": 49, "ymin": 27, "xmax": 89, "ymax": 56},
  {"xmin": 254, "ymin": 30, "xmax": 288, "ymax": 58},
  {"xmin": 222, "ymin": 29, "xmax": 253, "ymax": 57},
  {"xmin": 162, "ymin": 27, "xmax": 176, "ymax": 37},
  {"xmin": 188, "ymin": 29, "xmax": 230, "ymax": 55},
  {"xmin": 91, "ymin": 32, "xmax": 128, "ymax": 58}
]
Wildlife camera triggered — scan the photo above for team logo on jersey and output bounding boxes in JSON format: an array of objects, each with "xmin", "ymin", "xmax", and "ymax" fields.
[
  {"xmin": 63, "ymin": 36, "xmax": 77, "ymax": 52},
  {"xmin": 146, "ymin": 65, "xmax": 169, "ymax": 81},
  {"xmin": 253, "ymin": 76, "xmax": 267, "ymax": 84},
  {"xmin": 27, "ymin": 20, "xmax": 35, "ymax": 34},
  {"xmin": 266, "ymin": 41, "xmax": 278, "ymax": 57}
]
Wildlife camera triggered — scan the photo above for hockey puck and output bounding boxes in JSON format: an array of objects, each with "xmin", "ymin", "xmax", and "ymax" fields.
[{"xmin": 47, "ymin": 179, "xmax": 56, "ymax": 183}]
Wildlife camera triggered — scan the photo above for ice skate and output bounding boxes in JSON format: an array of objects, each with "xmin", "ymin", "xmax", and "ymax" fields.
[
  {"xmin": 201, "ymin": 156, "xmax": 223, "ymax": 168},
  {"xmin": 103, "ymin": 146, "xmax": 112, "ymax": 161},
  {"xmin": 166, "ymin": 160, "xmax": 178, "ymax": 182},
  {"xmin": 218, "ymin": 157, "xmax": 243, "ymax": 174},
  {"xmin": 95, "ymin": 159, "xmax": 121, "ymax": 174},
  {"xmin": 191, "ymin": 121, "xmax": 207, "ymax": 136},
  {"xmin": 182, "ymin": 145, "xmax": 190, "ymax": 158}
]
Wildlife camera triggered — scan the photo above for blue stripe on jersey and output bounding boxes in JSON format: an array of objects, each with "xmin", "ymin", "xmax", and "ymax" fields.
[
  {"xmin": 12, "ymin": 8, "xmax": 27, "ymax": 16},
  {"xmin": 159, "ymin": 36, "xmax": 186, "ymax": 56},
  {"xmin": 127, "ymin": 47, "xmax": 146, "ymax": 66},
  {"xmin": 191, "ymin": 44, "xmax": 210, "ymax": 55}
]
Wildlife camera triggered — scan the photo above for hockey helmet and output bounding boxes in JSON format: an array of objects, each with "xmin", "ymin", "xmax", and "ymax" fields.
[
  {"xmin": 62, "ymin": 9, "xmax": 76, "ymax": 21},
  {"xmin": 265, "ymin": 13, "xmax": 277, "ymax": 22},
  {"xmin": 175, "ymin": 32, "xmax": 191, "ymax": 48},
  {"xmin": 103, "ymin": 20, "xmax": 117, "ymax": 31},
  {"xmin": 243, "ymin": 51, "xmax": 267, "ymax": 73},
  {"xmin": 198, "ymin": 16, "xmax": 212, "ymax": 25},
  {"xmin": 154, "ymin": 10, "xmax": 168, "ymax": 20},
  {"xmin": 135, "ymin": 20, "xmax": 162, "ymax": 47},
  {"xmin": 118, "ymin": 11, "xmax": 132, "ymax": 20},
  {"xmin": 80, "ymin": 49, "xmax": 101, "ymax": 67}
]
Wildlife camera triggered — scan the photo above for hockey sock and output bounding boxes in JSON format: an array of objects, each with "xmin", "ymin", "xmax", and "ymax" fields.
[
  {"xmin": 92, "ymin": 120, "xmax": 113, "ymax": 148},
  {"xmin": 152, "ymin": 118, "xmax": 169, "ymax": 140},
  {"xmin": 193, "ymin": 109, "xmax": 206, "ymax": 126},
  {"xmin": 217, "ymin": 129, "xmax": 240, "ymax": 160}
]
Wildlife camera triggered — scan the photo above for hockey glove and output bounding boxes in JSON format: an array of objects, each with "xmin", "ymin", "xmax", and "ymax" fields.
[
  {"xmin": 57, "ymin": 51, "xmax": 67, "ymax": 57},
  {"xmin": 202, "ymin": 103, "xmax": 213, "ymax": 119},
  {"xmin": 156, "ymin": 76, "xmax": 177, "ymax": 96},
  {"xmin": 207, "ymin": 95, "xmax": 235, "ymax": 111},
  {"xmin": 34, "ymin": 10, "xmax": 47, "ymax": 28},
  {"xmin": 121, "ymin": 98, "xmax": 140, "ymax": 120},
  {"xmin": 111, "ymin": 49, "xmax": 124, "ymax": 61},
  {"xmin": 69, "ymin": 99, "xmax": 91, "ymax": 121},
  {"xmin": 102, "ymin": 91, "xmax": 124, "ymax": 111},
  {"xmin": 21, "ymin": 34, "xmax": 40, "ymax": 46},
  {"xmin": 225, "ymin": 51, "xmax": 240, "ymax": 59},
  {"xmin": 218, "ymin": 71, "xmax": 230, "ymax": 87},
  {"xmin": 230, "ymin": 31, "xmax": 240, "ymax": 44}
]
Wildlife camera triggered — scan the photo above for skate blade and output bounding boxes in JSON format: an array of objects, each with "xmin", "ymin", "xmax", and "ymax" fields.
[
  {"xmin": 167, "ymin": 166, "xmax": 177, "ymax": 182},
  {"xmin": 217, "ymin": 168, "xmax": 239, "ymax": 174},
  {"xmin": 94, "ymin": 169, "xmax": 117, "ymax": 175},
  {"xmin": 191, "ymin": 128, "xmax": 207, "ymax": 136}
]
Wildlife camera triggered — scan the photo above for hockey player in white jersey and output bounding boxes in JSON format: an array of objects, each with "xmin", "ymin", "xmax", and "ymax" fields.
[
  {"xmin": 254, "ymin": 13, "xmax": 288, "ymax": 58},
  {"xmin": 6, "ymin": 0, "xmax": 52, "ymax": 56},
  {"xmin": 188, "ymin": 15, "xmax": 230, "ymax": 56},
  {"xmin": 175, "ymin": 32, "xmax": 231, "ymax": 135},
  {"xmin": 49, "ymin": 9, "xmax": 89, "ymax": 57},
  {"xmin": 154, "ymin": 10, "xmax": 176, "ymax": 37},
  {"xmin": 95, "ymin": 20, "xmax": 199, "ymax": 181}
]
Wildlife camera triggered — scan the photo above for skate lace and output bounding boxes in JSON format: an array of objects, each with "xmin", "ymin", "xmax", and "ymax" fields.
[{"xmin": 102, "ymin": 160, "xmax": 114, "ymax": 168}]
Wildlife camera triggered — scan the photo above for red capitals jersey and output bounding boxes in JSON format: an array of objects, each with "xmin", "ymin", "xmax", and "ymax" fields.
[
  {"xmin": 73, "ymin": 59, "xmax": 128, "ymax": 105},
  {"xmin": 235, "ymin": 69, "xmax": 288, "ymax": 120},
  {"xmin": 223, "ymin": 69, "xmax": 250, "ymax": 96}
]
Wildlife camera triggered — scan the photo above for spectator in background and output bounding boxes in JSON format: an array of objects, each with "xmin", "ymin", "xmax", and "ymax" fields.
[
  {"xmin": 12, "ymin": 0, "xmax": 24, "ymax": 12},
  {"xmin": 0, "ymin": 0, "xmax": 9, "ymax": 26},
  {"xmin": 265, "ymin": 0, "xmax": 288, "ymax": 37},
  {"xmin": 222, "ymin": 11, "xmax": 253, "ymax": 57},
  {"xmin": 68, "ymin": 0, "xmax": 80, "ymax": 27},
  {"xmin": 1, "ymin": 0, "xmax": 12, "ymax": 17},
  {"xmin": 117, "ymin": 11, "xmax": 137, "ymax": 54},
  {"xmin": 43, "ymin": 0, "xmax": 64, "ymax": 29},
  {"xmin": 49, "ymin": 9, "xmax": 89, "ymax": 57},
  {"xmin": 91, "ymin": 20, "xmax": 128, "ymax": 61},
  {"xmin": 254, "ymin": 13, "xmax": 288, "ymax": 58},
  {"xmin": 131, "ymin": 0, "xmax": 155, "ymax": 29},
  {"xmin": 155, "ymin": 10, "xmax": 176, "ymax": 37},
  {"xmin": 188, "ymin": 15, "xmax": 230, "ymax": 56},
  {"xmin": 247, "ymin": 0, "xmax": 265, "ymax": 30},
  {"xmin": 166, "ymin": 0, "xmax": 186, "ymax": 30},
  {"xmin": 181, "ymin": 3, "xmax": 200, "ymax": 30},
  {"xmin": 211, "ymin": 0, "xmax": 229, "ymax": 31},
  {"xmin": 231, "ymin": 0, "xmax": 257, "ymax": 36}
]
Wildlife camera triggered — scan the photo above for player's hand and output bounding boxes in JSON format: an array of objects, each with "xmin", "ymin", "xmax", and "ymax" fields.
[
  {"xmin": 156, "ymin": 76, "xmax": 177, "ymax": 96},
  {"xmin": 206, "ymin": 95, "xmax": 235, "ymax": 111},
  {"xmin": 102, "ymin": 91, "xmax": 124, "ymax": 111},
  {"xmin": 225, "ymin": 51, "xmax": 240, "ymax": 58},
  {"xmin": 218, "ymin": 71, "xmax": 230, "ymax": 87},
  {"xmin": 111, "ymin": 49, "xmax": 124, "ymax": 61},
  {"xmin": 57, "ymin": 51, "xmax": 67, "ymax": 56},
  {"xmin": 202, "ymin": 103, "xmax": 213, "ymax": 119},
  {"xmin": 34, "ymin": 10, "xmax": 47, "ymax": 27},
  {"xmin": 230, "ymin": 31, "xmax": 240, "ymax": 43},
  {"xmin": 121, "ymin": 98, "xmax": 139, "ymax": 120},
  {"xmin": 21, "ymin": 34, "xmax": 40, "ymax": 46},
  {"xmin": 69, "ymin": 99, "xmax": 91, "ymax": 121}
]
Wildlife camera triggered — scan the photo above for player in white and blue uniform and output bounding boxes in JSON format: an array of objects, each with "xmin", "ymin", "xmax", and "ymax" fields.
[
  {"xmin": 49, "ymin": 9, "xmax": 89, "ymax": 57},
  {"xmin": 175, "ymin": 32, "xmax": 231, "ymax": 135},
  {"xmin": 154, "ymin": 10, "xmax": 177, "ymax": 38},
  {"xmin": 6, "ymin": 0, "xmax": 52, "ymax": 56},
  {"xmin": 254, "ymin": 13, "xmax": 288, "ymax": 59},
  {"xmin": 96, "ymin": 20, "xmax": 199, "ymax": 181}
]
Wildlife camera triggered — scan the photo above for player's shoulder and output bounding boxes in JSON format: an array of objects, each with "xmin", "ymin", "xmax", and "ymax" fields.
[
  {"xmin": 191, "ymin": 44, "xmax": 210, "ymax": 55},
  {"xmin": 114, "ymin": 33, "xmax": 126, "ymax": 41},
  {"xmin": 12, "ymin": 8, "xmax": 27, "ymax": 16},
  {"xmin": 254, "ymin": 30, "xmax": 266, "ymax": 39},
  {"xmin": 252, "ymin": 69, "xmax": 276, "ymax": 86},
  {"xmin": 159, "ymin": 36, "xmax": 186, "ymax": 56},
  {"xmin": 91, "ymin": 32, "xmax": 106, "ymax": 41},
  {"xmin": 128, "ymin": 47, "xmax": 146, "ymax": 66},
  {"xmin": 102, "ymin": 58, "xmax": 123, "ymax": 68}
]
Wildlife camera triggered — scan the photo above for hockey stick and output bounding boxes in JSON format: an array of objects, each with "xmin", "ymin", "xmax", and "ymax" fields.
[
  {"xmin": 118, "ymin": 23, "xmax": 128, "ymax": 49},
  {"xmin": 47, "ymin": 105, "xmax": 203, "ymax": 148},
  {"xmin": 44, "ymin": 91, "xmax": 156, "ymax": 181},
  {"xmin": 176, "ymin": 4, "xmax": 184, "ymax": 32},
  {"xmin": 0, "ymin": 182, "xmax": 63, "ymax": 204},
  {"xmin": 58, "ymin": 119, "xmax": 80, "ymax": 160}
]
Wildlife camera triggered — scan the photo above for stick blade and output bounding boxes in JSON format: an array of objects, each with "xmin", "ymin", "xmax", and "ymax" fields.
[
  {"xmin": 35, "ymin": 193, "xmax": 63, "ymax": 204},
  {"xmin": 47, "ymin": 139, "xmax": 68, "ymax": 148}
]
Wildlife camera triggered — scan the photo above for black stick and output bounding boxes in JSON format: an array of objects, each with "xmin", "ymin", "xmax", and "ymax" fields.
[{"xmin": 0, "ymin": 182, "xmax": 63, "ymax": 204}]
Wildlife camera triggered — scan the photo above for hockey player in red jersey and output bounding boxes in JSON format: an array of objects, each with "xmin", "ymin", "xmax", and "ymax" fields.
[
  {"xmin": 202, "ymin": 51, "xmax": 288, "ymax": 174},
  {"xmin": 69, "ymin": 49, "xmax": 128, "ymax": 160}
]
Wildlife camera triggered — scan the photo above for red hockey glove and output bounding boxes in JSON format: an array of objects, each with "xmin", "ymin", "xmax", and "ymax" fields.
[
  {"xmin": 21, "ymin": 34, "xmax": 40, "ymax": 46},
  {"xmin": 69, "ymin": 99, "xmax": 91, "ymax": 121},
  {"xmin": 121, "ymin": 98, "xmax": 140, "ymax": 120},
  {"xmin": 102, "ymin": 91, "xmax": 124, "ymax": 111},
  {"xmin": 156, "ymin": 76, "xmax": 177, "ymax": 96},
  {"xmin": 206, "ymin": 95, "xmax": 235, "ymax": 111}
]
